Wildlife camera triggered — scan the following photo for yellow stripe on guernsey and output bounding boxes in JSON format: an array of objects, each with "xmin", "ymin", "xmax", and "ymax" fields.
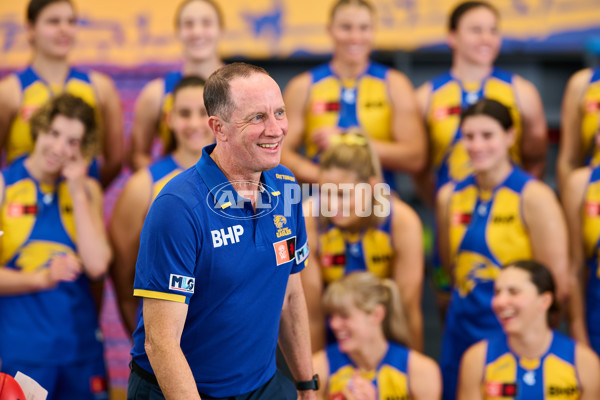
[
  {"xmin": 319, "ymin": 226, "xmax": 393, "ymax": 284},
  {"xmin": 449, "ymin": 170, "xmax": 532, "ymax": 297},
  {"xmin": 133, "ymin": 289, "xmax": 187, "ymax": 304},
  {"xmin": 582, "ymin": 166, "xmax": 600, "ymax": 277},
  {"xmin": 304, "ymin": 62, "xmax": 392, "ymax": 160},
  {"xmin": 427, "ymin": 69, "xmax": 522, "ymax": 187},
  {"xmin": 8, "ymin": 67, "xmax": 100, "ymax": 163},
  {"xmin": 581, "ymin": 68, "xmax": 600, "ymax": 166}
]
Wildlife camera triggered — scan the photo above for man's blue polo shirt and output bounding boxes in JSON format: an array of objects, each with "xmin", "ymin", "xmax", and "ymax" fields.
[{"xmin": 131, "ymin": 144, "xmax": 309, "ymax": 397}]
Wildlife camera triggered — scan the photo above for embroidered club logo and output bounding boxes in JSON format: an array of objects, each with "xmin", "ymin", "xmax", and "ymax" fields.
[{"xmin": 274, "ymin": 215, "xmax": 291, "ymax": 238}]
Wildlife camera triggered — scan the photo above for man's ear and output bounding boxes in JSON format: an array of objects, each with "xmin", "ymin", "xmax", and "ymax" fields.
[{"xmin": 209, "ymin": 116, "xmax": 227, "ymax": 141}]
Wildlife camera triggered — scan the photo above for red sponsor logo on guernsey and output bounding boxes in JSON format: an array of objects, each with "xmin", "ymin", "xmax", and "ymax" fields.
[
  {"xmin": 90, "ymin": 376, "xmax": 107, "ymax": 394},
  {"xmin": 6, "ymin": 203, "xmax": 38, "ymax": 217},
  {"xmin": 486, "ymin": 382, "xmax": 503, "ymax": 397},
  {"xmin": 433, "ymin": 105, "xmax": 462, "ymax": 121},
  {"xmin": 586, "ymin": 202, "xmax": 600, "ymax": 217},
  {"xmin": 312, "ymin": 101, "xmax": 340, "ymax": 114},
  {"xmin": 21, "ymin": 105, "xmax": 40, "ymax": 121},
  {"xmin": 452, "ymin": 212, "xmax": 472, "ymax": 225},
  {"xmin": 585, "ymin": 100, "xmax": 600, "ymax": 113}
]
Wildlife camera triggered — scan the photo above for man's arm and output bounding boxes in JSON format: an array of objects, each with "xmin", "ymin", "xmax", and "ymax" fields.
[
  {"xmin": 143, "ymin": 298, "xmax": 201, "ymax": 400},
  {"xmin": 279, "ymin": 273, "xmax": 317, "ymax": 399}
]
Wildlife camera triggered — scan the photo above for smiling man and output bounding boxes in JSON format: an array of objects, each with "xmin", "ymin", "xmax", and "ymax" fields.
[{"xmin": 128, "ymin": 63, "xmax": 318, "ymax": 400}]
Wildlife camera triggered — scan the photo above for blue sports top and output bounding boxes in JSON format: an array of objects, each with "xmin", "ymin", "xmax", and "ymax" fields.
[
  {"xmin": 131, "ymin": 144, "xmax": 309, "ymax": 397},
  {"xmin": 0, "ymin": 158, "xmax": 103, "ymax": 364}
]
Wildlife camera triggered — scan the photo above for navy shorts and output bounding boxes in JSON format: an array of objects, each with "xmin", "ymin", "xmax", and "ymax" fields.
[{"xmin": 127, "ymin": 362, "xmax": 296, "ymax": 400}]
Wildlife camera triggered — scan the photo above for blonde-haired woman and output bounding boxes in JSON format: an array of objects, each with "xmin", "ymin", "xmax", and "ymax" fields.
[
  {"xmin": 313, "ymin": 272, "xmax": 441, "ymax": 400},
  {"xmin": 302, "ymin": 128, "xmax": 424, "ymax": 353}
]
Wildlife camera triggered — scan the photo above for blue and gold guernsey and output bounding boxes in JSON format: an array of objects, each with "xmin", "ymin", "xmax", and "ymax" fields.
[
  {"xmin": 156, "ymin": 71, "xmax": 183, "ymax": 154},
  {"xmin": 441, "ymin": 167, "xmax": 533, "ymax": 400},
  {"xmin": 326, "ymin": 341, "xmax": 411, "ymax": 400},
  {"xmin": 319, "ymin": 212, "xmax": 393, "ymax": 285},
  {"xmin": 304, "ymin": 62, "xmax": 396, "ymax": 189},
  {"xmin": 148, "ymin": 154, "xmax": 184, "ymax": 202},
  {"xmin": 482, "ymin": 332, "xmax": 580, "ymax": 399},
  {"xmin": 8, "ymin": 66, "xmax": 101, "ymax": 178},
  {"xmin": 581, "ymin": 165, "xmax": 600, "ymax": 355},
  {"xmin": 580, "ymin": 68, "xmax": 600, "ymax": 166},
  {"xmin": 425, "ymin": 68, "xmax": 523, "ymax": 189},
  {"xmin": 0, "ymin": 158, "xmax": 104, "ymax": 365}
]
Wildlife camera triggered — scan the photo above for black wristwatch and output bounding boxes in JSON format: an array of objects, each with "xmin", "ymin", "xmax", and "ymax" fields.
[{"xmin": 296, "ymin": 374, "xmax": 319, "ymax": 391}]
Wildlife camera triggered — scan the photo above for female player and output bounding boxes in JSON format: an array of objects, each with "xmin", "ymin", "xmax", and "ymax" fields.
[
  {"xmin": 458, "ymin": 260, "xmax": 600, "ymax": 400},
  {"xmin": 0, "ymin": 0, "xmax": 123, "ymax": 187},
  {"xmin": 281, "ymin": 0, "xmax": 426, "ymax": 190},
  {"xmin": 436, "ymin": 98, "xmax": 569, "ymax": 400},
  {"xmin": 415, "ymin": 0, "xmax": 547, "ymax": 199},
  {"xmin": 312, "ymin": 272, "xmax": 441, "ymax": 400},
  {"xmin": 130, "ymin": 0, "xmax": 224, "ymax": 170},
  {"xmin": 0, "ymin": 93, "xmax": 111, "ymax": 399},
  {"xmin": 110, "ymin": 76, "xmax": 212, "ymax": 334},
  {"xmin": 302, "ymin": 128, "xmax": 424, "ymax": 352}
]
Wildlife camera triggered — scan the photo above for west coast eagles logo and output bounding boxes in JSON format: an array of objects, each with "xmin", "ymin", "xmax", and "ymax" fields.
[{"xmin": 274, "ymin": 215, "xmax": 291, "ymax": 238}]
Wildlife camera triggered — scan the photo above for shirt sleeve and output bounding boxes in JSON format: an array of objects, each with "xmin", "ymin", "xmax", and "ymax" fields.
[{"xmin": 133, "ymin": 193, "xmax": 199, "ymax": 304}]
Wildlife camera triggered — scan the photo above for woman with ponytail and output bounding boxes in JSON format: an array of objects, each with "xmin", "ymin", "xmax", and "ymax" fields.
[{"xmin": 312, "ymin": 272, "xmax": 441, "ymax": 400}]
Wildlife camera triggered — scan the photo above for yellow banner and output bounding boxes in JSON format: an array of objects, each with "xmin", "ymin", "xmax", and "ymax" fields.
[{"xmin": 1, "ymin": 0, "xmax": 600, "ymax": 68}]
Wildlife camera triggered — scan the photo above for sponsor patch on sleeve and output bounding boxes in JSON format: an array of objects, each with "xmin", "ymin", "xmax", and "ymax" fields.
[
  {"xmin": 295, "ymin": 242, "xmax": 309, "ymax": 264},
  {"xmin": 169, "ymin": 274, "xmax": 195, "ymax": 293},
  {"xmin": 273, "ymin": 237, "xmax": 296, "ymax": 266}
]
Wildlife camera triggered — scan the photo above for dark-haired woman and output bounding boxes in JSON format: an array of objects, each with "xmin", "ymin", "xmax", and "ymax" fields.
[
  {"xmin": 0, "ymin": 0, "xmax": 123, "ymax": 187},
  {"xmin": 458, "ymin": 261, "xmax": 600, "ymax": 400},
  {"xmin": 130, "ymin": 0, "xmax": 224, "ymax": 170},
  {"xmin": 436, "ymin": 99, "xmax": 569, "ymax": 400},
  {"xmin": 416, "ymin": 0, "xmax": 547, "ymax": 196},
  {"xmin": 312, "ymin": 272, "xmax": 441, "ymax": 400},
  {"xmin": 0, "ymin": 94, "xmax": 111, "ymax": 399}
]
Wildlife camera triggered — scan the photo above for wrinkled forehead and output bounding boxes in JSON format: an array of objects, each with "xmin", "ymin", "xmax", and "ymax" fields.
[{"xmin": 229, "ymin": 74, "xmax": 284, "ymax": 110}]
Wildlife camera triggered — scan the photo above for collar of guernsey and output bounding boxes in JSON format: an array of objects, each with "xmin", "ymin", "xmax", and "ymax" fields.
[{"xmin": 196, "ymin": 143, "xmax": 281, "ymax": 209}]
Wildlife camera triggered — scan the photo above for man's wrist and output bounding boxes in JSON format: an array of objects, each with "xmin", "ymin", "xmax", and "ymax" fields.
[{"xmin": 296, "ymin": 374, "xmax": 319, "ymax": 391}]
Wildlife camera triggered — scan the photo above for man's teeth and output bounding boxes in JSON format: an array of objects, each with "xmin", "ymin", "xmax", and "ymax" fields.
[{"xmin": 259, "ymin": 143, "xmax": 277, "ymax": 148}]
